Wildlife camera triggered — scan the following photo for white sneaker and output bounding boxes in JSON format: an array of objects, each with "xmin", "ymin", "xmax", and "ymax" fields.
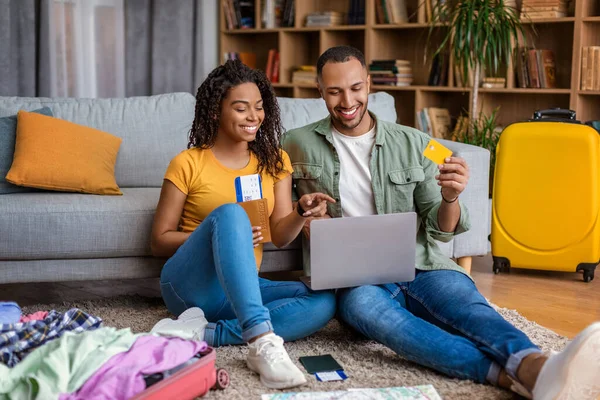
[
  {"xmin": 150, "ymin": 307, "xmax": 208, "ymax": 341},
  {"xmin": 246, "ymin": 333, "xmax": 307, "ymax": 389},
  {"xmin": 532, "ymin": 322, "xmax": 600, "ymax": 400}
]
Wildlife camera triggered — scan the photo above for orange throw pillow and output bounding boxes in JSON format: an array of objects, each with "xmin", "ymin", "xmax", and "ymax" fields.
[{"xmin": 6, "ymin": 110, "xmax": 123, "ymax": 195}]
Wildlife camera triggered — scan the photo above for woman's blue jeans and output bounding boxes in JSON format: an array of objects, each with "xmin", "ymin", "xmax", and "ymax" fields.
[{"xmin": 159, "ymin": 203, "xmax": 336, "ymax": 347}]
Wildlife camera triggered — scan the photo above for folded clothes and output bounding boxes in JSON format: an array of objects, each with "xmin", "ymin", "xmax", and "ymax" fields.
[
  {"xmin": 60, "ymin": 335, "xmax": 207, "ymax": 400},
  {"xmin": 0, "ymin": 327, "xmax": 140, "ymax": 400},
  {"xmin": 19, "ymin": 311, "xmax": 49, "ymax": 323},
  {"xmin": 0, "ymin": 308, "xmax": 103, "ymax": 367},
  {"xmin": 0, "ymin": 302, "xmax": 21, "ymax": 325}
]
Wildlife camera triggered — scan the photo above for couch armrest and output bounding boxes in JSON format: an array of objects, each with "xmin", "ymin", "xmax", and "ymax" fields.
[{"xmin": 437, "ymin": 139, "xmax": 491, "ymax": 258}]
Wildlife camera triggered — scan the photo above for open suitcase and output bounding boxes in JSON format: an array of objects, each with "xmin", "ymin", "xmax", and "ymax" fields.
[
  {"xmin": 491, "ymin": 109, "xmax": 599, "ymax": 282},
  {"xmin": 132, "ymin": 346, "xmax": 229, "ymax": 399}
]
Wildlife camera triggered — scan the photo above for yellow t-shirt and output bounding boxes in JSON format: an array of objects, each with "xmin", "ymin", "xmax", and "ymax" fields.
[{"xmin": 164, "ymin": 148, "xmax": 293, "ymax": 269}]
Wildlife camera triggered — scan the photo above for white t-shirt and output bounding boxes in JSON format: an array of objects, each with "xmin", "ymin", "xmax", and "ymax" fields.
[{"xmin": 331, "ymin": 125, "xmax": 377, "ymax": 217}]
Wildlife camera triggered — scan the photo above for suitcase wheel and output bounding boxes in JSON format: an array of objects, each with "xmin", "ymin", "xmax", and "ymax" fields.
[
  {"xmin": 493, "ymin": 257, "xmax": 510, "ymax": 275},
  {"xmin": 576, "ymin": 262, "xmax": 596, "ymax": 283},
  {"xmin": 214, "ymin": 368, "xmax": 230, "ymax": 390}
]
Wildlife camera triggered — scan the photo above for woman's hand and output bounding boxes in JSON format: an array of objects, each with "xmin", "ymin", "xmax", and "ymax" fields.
[
  {"xmin": 252, "ymin": 226, "xmax": 263, "ymax": 248},
  {"xmin": 297, "ymin": 193, "xmax": 336, "ymax": 218}
]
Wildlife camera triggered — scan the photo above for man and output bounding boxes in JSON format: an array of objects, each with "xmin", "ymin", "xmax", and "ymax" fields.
[{"xmin": 282, "ymin": 45, "xmax": 600, "ymax": 399}]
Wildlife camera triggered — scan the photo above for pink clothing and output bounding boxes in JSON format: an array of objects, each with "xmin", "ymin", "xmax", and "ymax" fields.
[
  {"xmin": 19, "ymin": 311, "xmax": 49, "ymax": 323},
  {"xmin": 60, "ymin": 335, "xmax": 207, "ymax": 400}
]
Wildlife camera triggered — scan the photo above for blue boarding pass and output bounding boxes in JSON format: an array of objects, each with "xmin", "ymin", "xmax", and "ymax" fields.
[{"xmin": 235, "ymin": 174, "xmax": 263, "ymax": 202}]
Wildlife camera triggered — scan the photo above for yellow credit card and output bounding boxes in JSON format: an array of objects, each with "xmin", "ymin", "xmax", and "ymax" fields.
[{"xmin": 423, "ymin": 139, "xmax": 453, "ymax": 165}]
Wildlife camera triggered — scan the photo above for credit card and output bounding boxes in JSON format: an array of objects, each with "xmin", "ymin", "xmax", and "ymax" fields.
[{"xmin": 423, "ymin": 139, "xmax": 453, "ymax": 165}]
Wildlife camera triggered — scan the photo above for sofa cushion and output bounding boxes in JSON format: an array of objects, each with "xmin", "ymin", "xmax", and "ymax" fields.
[
  {"xmin": 0, "ymin": 107, "xmax": 53, "ymax": 194},
  {"xmin": 0, "ymin": 188, "xmax": 302, "ymax": 261},
  {"xmin": 6, "ymin": 111, "xmax": 122, "ymax": 195},
  {"xmin": 276, "ymin": 92, "xmax": 398, "ymax": 131},
  {"xmin": 0, "ymin": 93, "xmax": 196, "ymax": 188},
  {"xmin": 0, "ymin": 188, "xmax": 160, "ymax": 260}
]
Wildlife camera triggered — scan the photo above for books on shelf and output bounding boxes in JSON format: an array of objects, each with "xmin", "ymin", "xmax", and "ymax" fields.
[
  {"xmin": 223, "ymin": 0, "xmax": 256, "ymax": 29},
  {"xmin": 520, "ymin": 0, "xmax": 569, "ymax": 19},
  {"xmin": 482, "ymin": 77, "xmax": 506, "ymax": 89},
  {"xmin": 514, "ymin": 47, "xmax": 557, "ymax": 89},
  {"xmin": 262, "ymin": 0, "xmax": 294, "ymax": 28},
  {"xmin": 305, "ymin": 11, "xmax": 344, "ymax": 27},
  {"xmin": 369, "ymin": 59, "xmax": 413, "ymax": 87},
  {"xmin": 265, "ymin": 49, "xmax": 279, "ymax": 83},
  {"xmin": 416, "ymin": 107, "xmax": 452, "ymax": 139},
  {"xmin": 427, "ymin": 53, "xmax": 449, "ymax": 86},
  {"xmin": 348, "ymin": 0, "xmax": 366, "ymax": 25},
  {"xmin": 581, "ymin": 46, "xmax": 600, "ymax": 91},
  {"xmin": 292, "ymin": 66, "xmax": 317, "ymax": 85},
  {"xmin": 375, "ymin": 0, "xmax": 408, "ymax": 24},
  {"xmin": 223, "ymin": 52, "xmax": 257, "ymax": 69}
]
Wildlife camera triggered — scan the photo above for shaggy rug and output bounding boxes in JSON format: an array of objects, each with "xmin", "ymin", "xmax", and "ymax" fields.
[{"xmin": 22, "ymin": 295, "xmax": 569, "ymax": 400}]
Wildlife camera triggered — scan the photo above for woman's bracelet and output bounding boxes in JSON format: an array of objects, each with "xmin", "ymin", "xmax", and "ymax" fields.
[{"xmin": 296, "ymin": 203, "xmax": 307, "ymax": 216}]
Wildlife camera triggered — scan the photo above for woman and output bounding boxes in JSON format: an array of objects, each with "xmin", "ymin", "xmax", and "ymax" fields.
[{"xmin": 149, "ymin": 59, "xmax": 336, "ymax": 389}]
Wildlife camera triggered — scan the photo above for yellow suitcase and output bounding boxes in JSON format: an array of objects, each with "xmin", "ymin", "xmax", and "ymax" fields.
[{"xmin": 491, "ymin": 109, "xmax": 599, "ymax": 282}]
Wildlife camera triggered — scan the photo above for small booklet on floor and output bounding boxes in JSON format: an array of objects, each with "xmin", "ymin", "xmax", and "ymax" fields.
[{"xmin": 261, "ymin": 385, "xmax": 442, "ymax": 400}]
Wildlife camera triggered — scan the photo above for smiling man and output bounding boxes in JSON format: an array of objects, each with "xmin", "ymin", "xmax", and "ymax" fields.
[{"xmin": 282, "ymin": 45, "xmax": 600, "ymax": 400}]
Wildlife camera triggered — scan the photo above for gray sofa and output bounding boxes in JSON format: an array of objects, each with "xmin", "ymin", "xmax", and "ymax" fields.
[{"xmin": 0, "ymin": 92, "xmax": 490, "ymax": 284}]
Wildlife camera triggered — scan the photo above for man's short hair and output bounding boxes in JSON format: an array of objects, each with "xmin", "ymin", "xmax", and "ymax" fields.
[{"xmin": 316, "ymin": 46, "xmax": 367, "ymax": 78}]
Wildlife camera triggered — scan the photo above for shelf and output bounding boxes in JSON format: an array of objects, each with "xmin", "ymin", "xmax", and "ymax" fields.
[
  {"xmin": 372, "ymin": 23, "xmax": 432, "ymax": 29},
  {"xmin": 579, "ymin": 91, "xmax": 600, "ymax": 95},
  {"xmin": 323, "ymin": 25, "xmax": 366, "ymax": 31},
  {"xmin": 220, "ymin": 0, "xmax": 600, "ymax": 128},
  {"xmin": 418, "ymin": 86, "xmax": 470, "ymax": 92},
  {"xmin": 480, "ymin": 88, "xmax": 572, "ymax": 94},
  {"xmin": 274, "ymin": 84, "xmax": 572, "ymax": 94},
  {"xmin": 519, "ymin": 17, "xmax": 576, "ymax": 24}
]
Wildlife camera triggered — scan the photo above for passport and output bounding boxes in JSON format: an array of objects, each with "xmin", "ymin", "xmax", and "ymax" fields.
[{"xmin": 237, "ymin": 198, "xmax": 271, "ymax": 244}]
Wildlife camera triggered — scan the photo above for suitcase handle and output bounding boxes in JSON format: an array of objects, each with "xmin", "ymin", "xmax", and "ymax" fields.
[{"xmin": 533, "ymin": 109, "xmax": 576, "ymax": 121}]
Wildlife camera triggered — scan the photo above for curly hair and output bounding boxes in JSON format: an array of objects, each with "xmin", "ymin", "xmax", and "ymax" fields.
[{"xmin": 188, "ymin": 59, "xmax": 285, "ymax": 177}]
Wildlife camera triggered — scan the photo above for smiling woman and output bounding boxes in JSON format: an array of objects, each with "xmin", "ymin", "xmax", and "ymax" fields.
[{"xmin": 148, "ymin": 59, "xmax": 337, "ymax": 390}]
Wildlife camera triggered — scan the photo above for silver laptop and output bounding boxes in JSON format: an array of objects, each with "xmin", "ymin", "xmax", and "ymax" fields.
[{"xmin": 300, "ymin": 212, "xmax": 417, "ymax": 290}]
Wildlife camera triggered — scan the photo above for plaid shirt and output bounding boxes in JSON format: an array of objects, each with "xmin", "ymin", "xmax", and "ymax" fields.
[{"xmin": 0, "ymin": 308, "xmax": 103, "ymax": 367}]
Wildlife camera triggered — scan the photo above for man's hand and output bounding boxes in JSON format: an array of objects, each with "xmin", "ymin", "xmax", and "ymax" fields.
[
  {"xmin": 436, "ymin": 156, "xmax": 469, "ymax": 201},
  {"xmin": 302, "ymin": 214, "xmax": 331, "ymax": 239},
  {"xmin": 297, "ymin": 193, "xmax": 336, "ymax": 218}
]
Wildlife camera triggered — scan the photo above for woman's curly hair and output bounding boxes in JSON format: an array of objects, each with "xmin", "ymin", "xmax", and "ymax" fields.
[{"xmin": 188, "ymin": 59, "xmax": 285, "ymax": 177}]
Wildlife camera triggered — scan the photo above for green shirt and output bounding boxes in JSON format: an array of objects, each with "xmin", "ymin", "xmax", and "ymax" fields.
[{"xmin": 282, "ymin": 112, "xmax": 471, "ymax": 277}]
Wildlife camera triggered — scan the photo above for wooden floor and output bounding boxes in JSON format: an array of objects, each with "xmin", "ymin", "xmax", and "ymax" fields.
[
  {"xmin": 1, "ymin": 253, "xmax": 598, "ymax": 339},
  {"xmin": 471, "ymin": 253, "xmax": 600, "ymax": 339}
]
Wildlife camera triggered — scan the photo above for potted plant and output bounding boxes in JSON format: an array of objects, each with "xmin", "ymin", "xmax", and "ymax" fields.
[
  {"xmin": 426, "ymin": 0, "xmax": 526, "ymax": 134},
  {"xmin": 452, "ymin": 106, "xmax": 502, "ymax": 196}
]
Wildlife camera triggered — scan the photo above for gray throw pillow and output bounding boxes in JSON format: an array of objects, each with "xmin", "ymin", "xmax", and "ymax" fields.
[{"xmin": 0, "ymin": 107, "xmax": 53, "ymax": 194}]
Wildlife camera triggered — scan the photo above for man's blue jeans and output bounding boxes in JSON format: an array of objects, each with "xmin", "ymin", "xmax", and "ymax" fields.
[
  {"xmin": 159, "ymin": 204, "xmax": 336, "ymax": 347},
  {"xmin": 337, "ymin": 270, "xmax": 541, "ymax": 385}
]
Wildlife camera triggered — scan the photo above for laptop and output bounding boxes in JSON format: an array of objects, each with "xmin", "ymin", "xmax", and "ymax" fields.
[{"xmin": 300, "ymin": 212, "xmax": 417, "ymax": 291}]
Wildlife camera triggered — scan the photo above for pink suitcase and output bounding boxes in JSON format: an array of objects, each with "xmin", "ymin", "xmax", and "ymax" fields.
[{"xmin": 132, "ymin": 347, "xmax": 229, "ymax": 400}]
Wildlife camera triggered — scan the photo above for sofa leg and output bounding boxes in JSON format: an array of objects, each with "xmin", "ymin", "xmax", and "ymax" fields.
[{"xmin": 457, "ymin": 256, "xmax": 472, "ymax": 274}]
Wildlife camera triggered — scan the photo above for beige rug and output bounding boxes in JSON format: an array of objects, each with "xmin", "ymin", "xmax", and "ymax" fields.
[{"xmin": 23, "ymin": 295, "xmax": 569, "ymax": 400}]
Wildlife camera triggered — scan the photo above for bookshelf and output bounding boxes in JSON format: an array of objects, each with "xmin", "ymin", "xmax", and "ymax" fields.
[{"xmin": 219, "ymin": 0, "xmax": 600, "ymax": 130}]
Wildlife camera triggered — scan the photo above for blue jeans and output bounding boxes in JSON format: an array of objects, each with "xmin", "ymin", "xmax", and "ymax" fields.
[
  {"xmin": 159, "ymin": 203, "xmax": 336, "ymax": 347},
  {"xmin": 337, "ymin": 270, "xmax": 541, "ymax": 385}
]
